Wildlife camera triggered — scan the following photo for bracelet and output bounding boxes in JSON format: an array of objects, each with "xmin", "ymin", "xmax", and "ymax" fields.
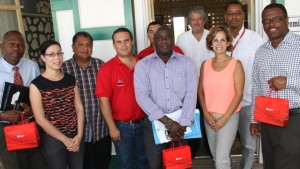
[{"xmin": 164, "ymin": 119, "xmax": 173, "ymax": 130}]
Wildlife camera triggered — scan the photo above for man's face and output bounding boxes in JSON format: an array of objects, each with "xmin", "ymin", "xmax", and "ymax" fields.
[
  {"xmin": 262, "ymin": 7, "xmax": 289, "ymax": 42},
  {"xmin": 190, "ymin": 12, "xmax": 205, "ymax": 33},
  {"xmin": 224, "ymin": 4, "xmax": 245, "ymax": 29},
  {"xmin": 113, "ymin": 32, "xmax": 134, "ymax": 57},
  {"xmin": 0, "ymin": 32, "xmax": 25, "ymax": 66},
  {"xmin": 148, "ymin": 24, "xmax": 161, "ymax": 44},
  {"xmin": 154, "ymin": 27, "xmax": 174, "ymax": 57},
  {"xmin": 72, "ymin": 35, "xmax": 93, "ymax": 60}
]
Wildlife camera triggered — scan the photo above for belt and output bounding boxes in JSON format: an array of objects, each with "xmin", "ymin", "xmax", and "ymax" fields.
[
  {"xmin": 290, "ymin": 108, "xmax": 300, "ymax": 115},
  {"xmin": 115, "ymin": 118, "xmax": 144, "ymax": 124}
]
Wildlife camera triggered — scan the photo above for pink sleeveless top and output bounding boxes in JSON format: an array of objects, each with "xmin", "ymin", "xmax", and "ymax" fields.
[{"xmin": 203, "ymin": 58, "xmax": 241, "ymax": 115}]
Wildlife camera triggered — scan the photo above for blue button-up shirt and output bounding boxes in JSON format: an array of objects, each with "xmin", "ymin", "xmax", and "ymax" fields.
[
  {"xmin": 134, "ymin": 51, "xmax": 198, "ymax": 126},
  {"xmin": 0, "ymin": 57, "xmax": 40, "ymax": 121}
]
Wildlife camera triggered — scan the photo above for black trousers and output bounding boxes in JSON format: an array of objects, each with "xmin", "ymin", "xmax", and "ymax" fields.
[
  {"xmin": 83, "ymin": 135, "xmax": 112, "ymax": 169},
  {"xmin": 261, "ymin": 111, "xmax": 300, "ymax": 169},
  {"xmin": 0, "ymin": 123, "xmax": 47, "ymax": 169}
]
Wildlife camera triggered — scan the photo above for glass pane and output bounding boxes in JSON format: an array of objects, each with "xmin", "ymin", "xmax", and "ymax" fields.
[
  {"xmin": 0, "ymin": 0, "xmax": 16, "ymax": 5},
  {"xmin": 0, "ymin": 10, "xmax": 18, "ymax": 39},
  {"xmin": 173, "ymin": 17, "xmax": 186, "ymax": 43}
]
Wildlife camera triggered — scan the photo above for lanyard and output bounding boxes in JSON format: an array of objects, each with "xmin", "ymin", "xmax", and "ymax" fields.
[{"xmin": 231, "ymin": 28, "xmax": 246, "ymax": 57}]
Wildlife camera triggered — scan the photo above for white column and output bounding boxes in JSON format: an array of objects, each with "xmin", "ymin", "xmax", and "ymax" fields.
[{"xmin": 133, "ymin": 0, "xmax": 154, "ymax": 53}]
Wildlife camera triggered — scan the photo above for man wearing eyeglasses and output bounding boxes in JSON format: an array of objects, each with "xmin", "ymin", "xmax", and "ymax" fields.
[
  {"xmin": 224, "ymin": 1, "xmax": 263, "ymax": 169},
  {"xmin": 0, "ymin": 31, "xmax": 47, "ymax": 169},
  {"xmin": 250, "ymin": 3, "xmax": 300, "ymax": 169},
  {"xmin": 61, "ymin": 31, "xmax": 111, "ymax": 169}
]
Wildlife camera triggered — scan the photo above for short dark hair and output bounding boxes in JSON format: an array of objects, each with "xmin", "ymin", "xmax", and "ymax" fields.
[
  {"xmin": 112, "ymin": 28, "xmax": 133, "ymax": 43},
  {"xmin": 262, "ymin": 3, "xmax": 288, "ymax": 18},
  {"xmin": 147, "ymin": 21, "xmax": 163, "ymax": 32},
  {"xmin": 40, "ymin": 40, "xmax": 61, "ymax": 55},
  {"xmin": 224, "ymin": 1, "xmax": 243, "ymax": 12},
  {"xmin": 2, "ymin": 30, "xmax": 25, "ymax": 45},
  {"xmin": 72, "ymin": 31, "xmax": 93, "ymax": 45},
  {"xmin": 206, "ymin": 25, "xmax": 232, "ymax": 51}
]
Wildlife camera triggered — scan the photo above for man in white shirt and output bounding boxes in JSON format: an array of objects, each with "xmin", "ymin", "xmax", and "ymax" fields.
[
  {"xmin": 176, "ymin": 6, "xmax": 213, "ymax": 159},
  {"xmin": 224, "ymin": 1, "xmax": 263, "ymax": 169},
  {"xmin": 176, "ymin": 6, "xmax": 213, "ymax": 77}
]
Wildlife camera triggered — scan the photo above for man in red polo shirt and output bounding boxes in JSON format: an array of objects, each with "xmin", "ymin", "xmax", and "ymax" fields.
[
  {"xmin": 138, "ymin": 21, "xmax": 184, "ymax": 59},
  {"xmin": 95, "ymin": 28, "xmax": 147, "ymax": 169}
]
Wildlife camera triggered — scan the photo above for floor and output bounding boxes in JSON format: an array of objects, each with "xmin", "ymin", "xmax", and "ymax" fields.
[{"xmin": 192, "ymin": 155, "xmax": 263, "ymax": 169}]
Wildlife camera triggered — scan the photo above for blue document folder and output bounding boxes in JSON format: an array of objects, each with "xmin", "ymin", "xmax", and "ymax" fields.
[{"xmin": 152, "ymin": 109, "xmax": 202, "ymax": 145}]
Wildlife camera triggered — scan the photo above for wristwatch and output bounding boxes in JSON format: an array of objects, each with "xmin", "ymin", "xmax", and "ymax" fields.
[{"xmin": 164, "ymin": 119, "xmax": 173, "ymax": 130}]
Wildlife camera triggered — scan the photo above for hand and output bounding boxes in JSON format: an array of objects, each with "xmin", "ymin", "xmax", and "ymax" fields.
[
  {"xmin": 268, "ymin": 76, "xmax": 287, "ymax": 91},
  {"xmin": 109, "ymin": 128, "xmax": 121, "ymax": 142},
  {"xmin": 67, "ymin": 134, "xmax": 82, "ymax": 152},
  {"xmin": 212, "ymin": 116, "xmax": 229, "ymax": 131},
  {"xmin": 204, "ymin": 112, "xmax": 217, "ymax": 129},
  {"xmin": 62, "ymin": 137, "xmax": 73, "ymax": 149},
  {"xmin": 250, "ymin": 123, "xmax": 260, "ymax": 137},
  {"xmin": 0, "ymin": 110, "xmax": 21, "ymax": 123},
  {"xmin": 19, "ymin": 103, "xmax": 33, "ymax": 117},
  {"xmin": 169, "ymin": 121, "xmax": 186, "ymax": 142}
]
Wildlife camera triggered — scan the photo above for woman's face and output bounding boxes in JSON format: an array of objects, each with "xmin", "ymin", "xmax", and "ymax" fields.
[
  {"xmin": 211, "ymin": 31, "xmax": 229, "ymax": 54},
  {"xmin": 42, "ymin": 44, "xmax": 63, "ymax": 70}
]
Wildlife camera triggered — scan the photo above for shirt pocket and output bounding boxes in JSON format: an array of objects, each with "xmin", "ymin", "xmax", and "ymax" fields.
[{"xmin": 172, "ymin": 74, "xmax": 186, "ymax": 94}]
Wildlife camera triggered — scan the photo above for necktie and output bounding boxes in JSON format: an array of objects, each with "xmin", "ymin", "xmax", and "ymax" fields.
[{"xmin": 13, "ymin": 66, "xmax": 24, "ymax": 86}]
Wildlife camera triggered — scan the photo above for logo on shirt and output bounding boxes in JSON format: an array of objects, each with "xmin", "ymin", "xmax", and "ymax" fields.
[{"xmin": 117, "ymin": 80, "xmax": 125, "ymax": 86}]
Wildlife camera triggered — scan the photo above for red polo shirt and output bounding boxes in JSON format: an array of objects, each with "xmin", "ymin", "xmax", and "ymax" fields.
[
  {"xmin": 138, "ymin": 44, "xmax": 184, "ymax": 58},
  {"xmin": 95, "ymin": 55, "xmax": 144, "ymax": 121}
]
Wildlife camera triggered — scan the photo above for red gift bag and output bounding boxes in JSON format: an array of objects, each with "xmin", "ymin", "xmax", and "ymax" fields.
[
  {"xmin": 4, "ymin": 116, "xmax": 40, "ymax": 151},
  {"xmin": 254, "ymin": 90, "xmax": 289, "ymax": 127},
  {"xmin": 162, "ymin": 143, "xmax": 192, "ymax": 169}
]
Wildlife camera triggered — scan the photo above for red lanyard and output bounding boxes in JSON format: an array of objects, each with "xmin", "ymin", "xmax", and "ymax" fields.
[{"xmin": 231, "ymin": 28, "xmax": 246, "ymax": 57}]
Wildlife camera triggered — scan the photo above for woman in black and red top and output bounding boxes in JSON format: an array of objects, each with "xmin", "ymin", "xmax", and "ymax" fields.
[{"xmin": 30, "ymin": 40, "xmax": 84, "ymax": 169}]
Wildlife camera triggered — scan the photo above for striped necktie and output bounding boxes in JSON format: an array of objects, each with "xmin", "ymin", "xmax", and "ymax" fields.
[{"xmin": 13, "ymin": 66, "xmax": 24, "ymax": 86}]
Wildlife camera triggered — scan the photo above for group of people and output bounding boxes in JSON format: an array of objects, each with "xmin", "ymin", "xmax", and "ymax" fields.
[{"xmin": 0, "ymin": 1, "xmax": 299, "ymax": 169}]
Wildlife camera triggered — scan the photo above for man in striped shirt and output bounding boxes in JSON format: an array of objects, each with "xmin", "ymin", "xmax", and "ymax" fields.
[
  {"xmin": 250, "ymin": 3, "xmax": 300, "ymax": 169},
  {"xmin": 61, "ymin": 31, "xmax": 111, "ymax": 169}
]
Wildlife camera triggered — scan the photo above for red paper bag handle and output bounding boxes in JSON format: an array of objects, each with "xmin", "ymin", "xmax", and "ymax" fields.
[{"xmin": 267, "ymin": 89, "xmax": 279, "ymax": 98}]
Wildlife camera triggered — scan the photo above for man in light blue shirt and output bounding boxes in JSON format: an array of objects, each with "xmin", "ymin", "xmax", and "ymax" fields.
[
  {"xmin": 0, "ymin": 31, "xmax": 47, "ymax": 169},
  {"xmin": 134, "ymin": 25, "xmax": 198, "ymax": 169}
]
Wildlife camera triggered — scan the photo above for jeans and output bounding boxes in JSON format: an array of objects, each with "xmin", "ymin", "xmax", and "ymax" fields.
[
  {"xmin": 238, "ymin": 106, "xmax": 256, "ymax": 169},
  {"xmin": 41, "ymin": 131, "xmax": 84, "ymax": 169},
  {"xmin": 114, "ymin": 121, "xmax": 147, "ymax": 169},
  {"xmin": 205, "ymin": 113, "xmax": 239, "ymax": 169}
]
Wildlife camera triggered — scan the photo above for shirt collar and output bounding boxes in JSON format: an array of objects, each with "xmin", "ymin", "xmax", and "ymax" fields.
[
  {"xmin": 0, "ymin": 57, "xmax": 24, "ymax": 73},
  {"xmin": 266, "ymin": 30, "xmax": 292, "ymax": 48},
  {"xmin": 152, "ymin": 50, "xmax": 180, "ymax": 61},
  {"xmin": 232, "ymin": 26, "xmax": 245, "ymax": 42},
  {"xmin": 115, "ymin": 55, "xmax": 139, "ymax": 65},
  {"xmin": 72, "ymin": 55, "xmax": 93, "ymax": 69}
]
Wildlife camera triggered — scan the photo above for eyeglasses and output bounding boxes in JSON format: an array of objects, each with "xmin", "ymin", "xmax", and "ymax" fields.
[
  {"xmin": 262, "ymin": 16, "xmax": 285, "ymax": 25},
  {"xmin": 43, "ymin": 52, "xmax": 64, "ymax": 57},
  {"xmin": 226, "ymin": 11, "xmax": 243, "ymax": 17}
]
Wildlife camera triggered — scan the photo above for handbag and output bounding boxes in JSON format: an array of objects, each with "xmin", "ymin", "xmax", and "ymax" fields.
[
  {"xmin": 254, "ymin": 90, "xmax": 289, "ymax": 127},
  {"xmin": 162, "ymin": 142, "xmax": 192, "ymax": 169},
  {"xmin": 4, "ymin": 115, "xmax": 40, "ymax": 151}
]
